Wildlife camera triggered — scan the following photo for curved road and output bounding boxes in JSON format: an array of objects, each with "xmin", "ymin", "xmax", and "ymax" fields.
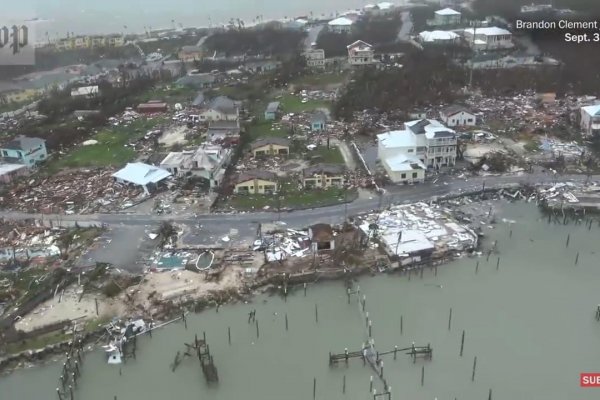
[{"xmin": 0, "ymin": 172, "xmax": 591, "ymax": 246}]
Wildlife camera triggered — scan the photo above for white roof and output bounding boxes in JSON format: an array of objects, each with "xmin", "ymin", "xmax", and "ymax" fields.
[
  {"xmin": 377, "ymin": 130, "xmax": 416, "ymax": 148},
  {"xmin": 377, "ymin": 2, "xmax": 394, "ymax": 9},
  {"xmin": 405, "ymin": 119, "xmax": 455, "ymax": 139},
  {"xmin": 347, "ymin": 40, "xmax": 373, "ymax": 51},
  {"xmin": 435, "ymin": 8, "xmax": 461, "ymax": 16},
  {"xmin": 113, "ymin": 162, "xmax": 171, "ymax": 186},
  {"xmin": 582, "ymin": 104, "xmax": 600, "ymax": 116},
  {"xmin": 384, "ymin": 154, "xmax": 426, "ymax": 172},
  {"xmin": 419, "ymin": 30, "xmax": 460, "ymax": 42},
  {"xmin": 381, "ymin": 229, "xmax": 435, "ymax": 255},
  {"xmin": 464, "ymin": 27, "xmax": 511, "ymax": 36},
  {"xmin": 0, "ymin": 163, "xmax": 26, "ymax": 175},
  {"xmin": 328, "ymin": 17, "xmax": 354, "ymax": 26},
  {"xmin": 71, "ymin": 85, "xmax": 98, "ymax": 96}
]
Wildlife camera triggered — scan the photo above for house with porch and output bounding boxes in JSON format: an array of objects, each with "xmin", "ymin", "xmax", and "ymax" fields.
[
  {"xmin": 309, "ymin": 223, "xmax": 335, "ymax": 251},
  {"xmin": 234, "ymin": 170, "xmax": 278, "ymax": 195},
  {"xmin": 377, "ymin": 119, "xmax": 457, "ymax": 173},
  {"xmin": 251, "ymin": 137, "xmax": 290, "ymax": 157},
  {"xmin": 302, "ymin": 164, "xmax": 345, "ymax": 189},
  {"xmin": 347, "ymin": 40, "xmax": 375, "ymax": 65},
  {"xmin": 430, "ymin": 8, "xmax": 462, "ymax": 26},
  {"xmin": 463, "ymin": 27, "xmax": 513, "ymax": 50},
  {"xmin": 0, "ymin": 136, "xmax": 47, "ymax": 167}
]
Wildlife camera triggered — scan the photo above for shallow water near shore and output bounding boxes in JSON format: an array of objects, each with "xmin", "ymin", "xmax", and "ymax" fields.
[{"xmin": 3, "ymin": 201, "xmax": 600, "ymax": 400}]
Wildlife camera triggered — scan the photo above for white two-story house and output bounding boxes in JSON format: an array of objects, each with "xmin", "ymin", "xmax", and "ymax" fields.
[
  {"xmin": 347, "ymin": 40, "xmax": 375, "ymax": 66},
  {"xmin": 377, "ymin": 119, "xmax": 457, "ymax": 183}
]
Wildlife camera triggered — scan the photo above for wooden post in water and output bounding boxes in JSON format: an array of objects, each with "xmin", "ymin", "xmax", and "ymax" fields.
[
  {"xmin": 394, "ymin": 345, "xmax": 398, "ymax": 360},
  {"xmin": 94, "ymin": 298, "xmax": 98, "ymax": 316},
  {"xmin": 182, "ymin": 311, "xmax": 187, "ymax": 330},
  {"xmin": 56, "ymin": 388, "xmax": 62, "ymax": 400},
  {"xmin": 380, "ymin": 361, "xmax": 384, "ymax": 378},
  {"xmin": 575, "ymin": 252, "xmax": 579, "ymax": 265},
  {"xmin": 370, "ymin": 376, "xmax": 373, "ymax": 392},
  {"xmin": 228, "ymin": 327, "xmax": 231, "ymax": 345},
  {"xmin": 475, "ymin": 261, "xmax": 479, "ymax": 274},
  {"xmin": 362, "ymin": 295, "xmax": 366, "ymax": 312},
  {"xmin": 496, "ymin": 257, "xmax": 500, "ymax": 271},
  {"xmin": 304, "ymin": 283, "xmax": 307, "ymax": 296},
  {"xmin": 313, "ymin": 377, "xmax": 316, "ymax": 400},
  {"xmin": 368, "ymin": 320, "xmax": 372, "ymax": 338},
  {"xmin": 256, "ymin": 319, "xmax": 259, "ymax": 339},
  {"xmin": 448, "ymin": 308, "xmax": 452, "ymax": 331},
  {"xmin": 343, "ymin": 375, "xmax": 346, "ymax": 394},
  {"xmin": 400, "ymin": 316, "xmax": 403, "ymax": 335},
  {"xmin": 566, "ymin": 234, "xmax": 570, "ymax": 248},
  {"xmin": 472, "ymin": 356, "xmax": 477, "ymax": 382},
  {"xmin": 366, "ymin": 312, "xmax": 369, "ymax": 327},
  {"xmin": 203, "ymin": 331, "xmax": 206, "ymax": 342},
  {"xmin": 285, "ymin": 313, "xmax": 289, "ymax": 331},
  {"xmin": 488, "ymin": 388, "xmax": 492, "ymax": 400},
  {"xmin": 460, "ymin": 330, "xmax": 465, "ymax": 357},
  {"xmin": 315, "ymin": 304, "xmax": 319, "ymax": 324},
  {"xmin": 69, "ymin": 385, "xmax": 74, "ymax": 400},
  {"xmin": 421, "ymin": 365, "xmax": 424, "ymax": 386},
  {"xmin": 486, "ymin": 250, "xmax": 491, "ymax": 262}
]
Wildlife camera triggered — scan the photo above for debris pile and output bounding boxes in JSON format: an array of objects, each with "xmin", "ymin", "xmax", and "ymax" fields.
[
  {"xmin": 539, "ymin": 137, "xmax": 584, "ymax": 160},
  {"xmin": 357, "ymin": 202, "xmax": 478, "ymax": 264},
  {"xmin": 0, "ymin": 169, "xmax": 146, "ymax": 213},
  {"xmin": 257, "ymin": 228, "xmax": 312, "ymax": 262}
]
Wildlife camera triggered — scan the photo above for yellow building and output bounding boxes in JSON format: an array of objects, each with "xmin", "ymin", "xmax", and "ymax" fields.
[
  {"xmin": 1, "ymin": 88, "xmax": 42, "ymax": 104},
  {"xmin": 234, "ymin": 170, "xmax": 278, "ymax": 194},
  {"xmin": 251, "ymin": 137, "xmax": 290, "ymax": 157},
  {"xmin": 302, "ymin": 164, "xmax": 345, "ymax": 189}
]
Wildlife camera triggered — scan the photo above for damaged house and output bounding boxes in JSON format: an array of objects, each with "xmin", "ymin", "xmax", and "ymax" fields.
[
  {"xmin": 112, "ymin": 162, "xmax": 171, "ymax": 195},
  {"xmin": 1, "ymin": 136, "xmax": 48, "ymax": 167},
  {"xmin": 198, "ymin": 96, "xmax": 240, "ymax": 121},
  {"xmin": 251, "ymin": 137, "xmax": 290, "ymax": 157},
  {"xmin": 302, "ymin": 164, "xmax": 345, "ymax": 189},
  {"xmin": 309, "ymin": 223, "xmax": 335, "ymax": 251},
  {"xmin": 234, "ymin": 170, "xmax": 278, "ymax": 195},
  {"xmin": 160, "ymin": 144, "xmax": 231, "ymax": 188}
]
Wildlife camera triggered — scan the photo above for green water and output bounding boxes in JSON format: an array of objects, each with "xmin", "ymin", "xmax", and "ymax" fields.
[{"xmin": 3, "ymin": 201, "xmax": 600, "ymax": 400}]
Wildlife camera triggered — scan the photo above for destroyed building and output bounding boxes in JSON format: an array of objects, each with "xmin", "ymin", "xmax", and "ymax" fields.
[{"xmin": 358, "ymin": 202, "xmax": 478, "ymax": 266}]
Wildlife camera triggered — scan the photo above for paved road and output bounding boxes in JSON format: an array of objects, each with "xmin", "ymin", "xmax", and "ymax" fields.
[
  {"xmin": 304, "ymin": 24, "xmax": 324, "ymax": 50},
  {"xmin": 397, "ymin": 11, "xmax": 413, "ymax": 41},
  {"xmin": 0, "ymin": 172, "xmax": 592, "ymax": 246}
]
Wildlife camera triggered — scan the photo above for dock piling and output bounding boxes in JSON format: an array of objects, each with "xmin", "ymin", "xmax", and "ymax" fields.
[
  {"xmin": 56, "ymin": 388, "xmax": 62, "ymax": 400},
  {"xmin": 566, "ymin": 234, "xmax": 570, "ymax": 248},
  {"xmin": 69, "ymin": 385, "xmax": 73, "ymax": 400},
  {"xmin": 472, "ymin": 356, "xmax": 477, "ymax": 382},
  {"xmin": 496, "ymin": 257, "xmax": 500, "ymax": 271},
  {"xmin": 313, "ymin": 377, "xmax": 316, "ymax": 400},
  {"xmin": 315, "ymin": 304, "xmax": 319, "ymax": 324},
  {"xmin": 400, "ymin": 316, "xmax": 403, "ymax": 335},
  {"xmin": 575, "ymin": 252, "xmax": 579, "ymax": 265},
  {"xmin": 448, "ymin": 308, "xmax": 452, "ymax": 331},
  {"xmin": 421, "ymin": 365, "xmax": 424, "ymax": 386},
  {"xmin": 370, "ymin": 376, "xmax": 373, "ymax": 392},
  {"xmin": 343, "ymin": 375, "xmax": 346, "ymax": 394},
  {"xmin": 256, "ymin": 319, "xmax": 259, "ymax": 339},
  {"xmin": 460, "ymin": 330, "xmax": 465, "ymax": 357},
  {"xmin": 228, "ymin": 326, "xmax": 231, "ymax": 345},
  {"xmin": 285, "ymin": 313, "xmax": 289, "ymax": 331},
  {"xmin": 475, "ymin": 261, "xmax": 479, "ymax": 274},
  {"xmin": 488, "ymin": 388, "xmax": 492, "ymax": 400}
]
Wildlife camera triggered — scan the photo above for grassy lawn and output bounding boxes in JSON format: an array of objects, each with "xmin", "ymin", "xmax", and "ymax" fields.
[
  {"xmin": 279, "ymin": 93, "xmax": 330, "ymax": 113},
  {"xmin": 47, "ymin": 117, "xmax": 165, "ymax": 170},
  {"xmin": 229, "ymin": 187, "xmax": 357, "ymax": 211},
  {"xmin": 247, "ymin": 120, "xmax": 290, "ymax": 141},
  {"xmin": 309, "ymin": 146, "xmax": 345, "ymax": 164},
  {"xmin": 291, "ymin": 71, "xmax": 350, "ymax": 87},
  {"xmin": 136, "ymin": 84, "xmax": 197, "ymax": 105}
]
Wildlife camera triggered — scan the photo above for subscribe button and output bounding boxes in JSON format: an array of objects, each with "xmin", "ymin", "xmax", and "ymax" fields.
[{"xmin": 581, "ymin": 373, "xmax": 600, "ymax": 387}]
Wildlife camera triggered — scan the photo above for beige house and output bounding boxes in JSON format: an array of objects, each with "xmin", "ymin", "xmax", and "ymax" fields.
[
  {"xmin": 251, "ymin": 137, "xmax": 290, "ymax": 157},
  {"xmin": 234, "ymin": 170, "xmax": 278, "ymax": 195},
  {"xmin": 302, "ymin": 164, "xmax": 345, "ymax": 189},
  {"xmin": 178, "ymin": 45, "xmax": 203, "ymax": 62}
]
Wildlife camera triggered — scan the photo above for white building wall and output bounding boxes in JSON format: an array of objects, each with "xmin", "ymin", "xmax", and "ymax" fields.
[{"xmin": 442, "ymin": 111, "xmax": 477, "ymax": 127}]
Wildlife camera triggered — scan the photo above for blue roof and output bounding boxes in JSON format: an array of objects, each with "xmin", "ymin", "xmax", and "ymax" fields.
[{"xmin": 112, "ymin": 163, "xmax": 171, "ymax": 186}]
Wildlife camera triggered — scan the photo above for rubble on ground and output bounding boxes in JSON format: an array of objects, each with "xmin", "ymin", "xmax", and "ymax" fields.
[
  {"xmin": 357, "ymin": 202, "xmax": 478, "ymax": 265},
  {"xmin": 0, "ymin": 169, "xmax": 146, "ymax": 213}
]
